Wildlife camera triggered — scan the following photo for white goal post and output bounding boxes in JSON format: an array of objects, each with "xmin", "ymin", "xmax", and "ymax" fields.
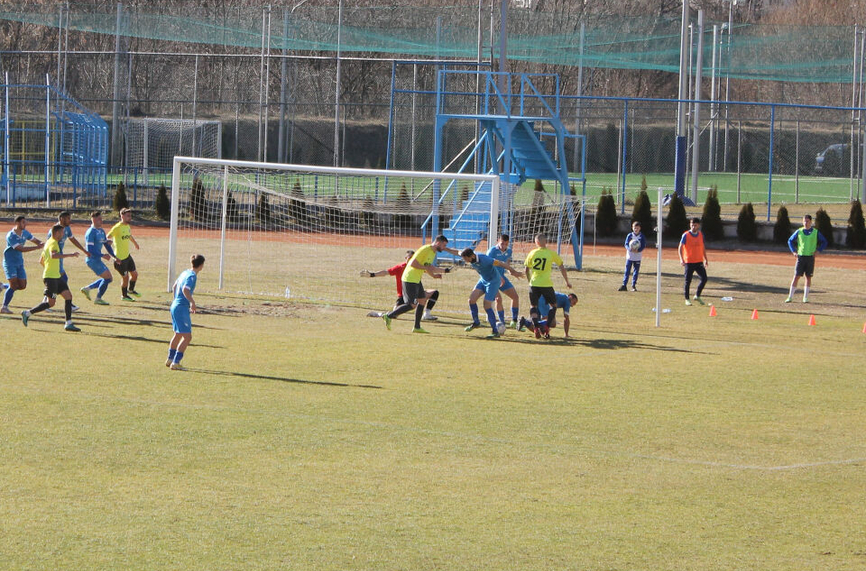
[{"xmin": 169, "ymin": 157, "xmax": 582, "ymax": 314}]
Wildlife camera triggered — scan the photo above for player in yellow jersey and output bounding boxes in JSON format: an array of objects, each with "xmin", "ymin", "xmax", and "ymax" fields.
[
  {"xmin": 524, "ymin": 233, "xmax": 572, "ymax": 339},
  {"xmin": 21, "ymin": 224, "xmax": 82, "ymax": 331},
  {"xmin": 382, "ymin": 234, "xmax": 458, "ymax": 333},
  {"xmin": 107, "ymin": 208, "xmax": 141, "ymax": 301}
]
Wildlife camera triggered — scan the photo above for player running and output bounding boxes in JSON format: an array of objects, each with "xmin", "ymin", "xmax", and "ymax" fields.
[
  {"xmin": 80, "ymin": 211, "xmax": 116, "ymax": 305},
  {"xmin": 2, "ymin": 216, "xmax": 43, "ymax": 314},
  {"xmin": 362, "ymin": 249, "xmax": 439, "ymax": 320},
  {"xmin": 107, "ymin": 208, "xmax": 142, "ymax": 301},
  {"xmin": 518, "ymin": 292, "xmax": 578, "ymax": 338},
  {"xmin": 21, "ymin": 224, "xmax": 81, "ymax": 331},
  {"xmin": 382, "ymin": 234, "xmax": 458, "ymax": 334},
  {"xmin": 49, "ymin": 211, "xmax": 88, "ymax": 313},
  {"xmin": 166, "ymin": 254, "xmax": 205, "ymax": 371},
  {"xmin": 460, "ymin": 247, "xmax": 522, "ymax": 339},
  {"xmin": 524, "ymin": 233, "xmax": 572, "ymax": 339},
  {"xmin": 487, "ymin": 233, "xmax": 520, "ymax": 328}
]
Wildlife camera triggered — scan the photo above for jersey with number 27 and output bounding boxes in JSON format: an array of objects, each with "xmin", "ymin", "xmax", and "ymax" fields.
[{"xmin": 524, "ymin": 247, "xmax": 563, "ymax": 287}]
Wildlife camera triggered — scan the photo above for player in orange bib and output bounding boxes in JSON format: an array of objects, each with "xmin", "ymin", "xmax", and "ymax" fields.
[{"xmin": 677, "ymin": 217, "xmax": 709, "ymax": 306}]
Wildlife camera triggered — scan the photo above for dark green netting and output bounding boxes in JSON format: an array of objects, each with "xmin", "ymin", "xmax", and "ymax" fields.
[{"xmin": 0, "ymin": 5, "xmax": 857, "ymax": 83}]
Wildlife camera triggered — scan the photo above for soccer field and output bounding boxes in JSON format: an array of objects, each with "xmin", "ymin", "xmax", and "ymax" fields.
[{"xmin": 2, "ymin": 231, "xmax": 865, "ymax": 570}]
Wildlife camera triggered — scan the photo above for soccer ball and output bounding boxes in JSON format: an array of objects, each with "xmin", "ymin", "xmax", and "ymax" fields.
[
  {"xmin": 628, "ymin": 239, "xmax": 641, "ymax": 252},
  {"xmin": 496, "ymin": 322, "xmax": 507, "ymax": 336}
]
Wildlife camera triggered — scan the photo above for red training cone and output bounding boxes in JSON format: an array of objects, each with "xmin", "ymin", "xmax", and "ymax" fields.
[
  {"xmin": 709, "ymin": 305, "xmax": 717, "ymax": 317},
  {"xmin": 808, "ymin": 314, "xmax": 816, "ymax": 326},
  {"xmin": 751, "ymin": 309, "xmax": 759, "ymax": 320}
]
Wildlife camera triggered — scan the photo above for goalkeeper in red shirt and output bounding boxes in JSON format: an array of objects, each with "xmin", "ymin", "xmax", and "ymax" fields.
[{"xmin": 362, "ymin": 250, "xmax": 440, "ymax": 320}]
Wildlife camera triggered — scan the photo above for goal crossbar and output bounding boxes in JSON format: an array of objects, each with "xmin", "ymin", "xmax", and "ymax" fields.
[{"xmin": 168, "ymin": 157, "xmax": 501, "ymax": 293}]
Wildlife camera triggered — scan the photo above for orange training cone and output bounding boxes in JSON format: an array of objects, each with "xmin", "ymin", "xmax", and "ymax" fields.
[
  {"xmin": 808, "ymin": 314, "xmax": 816, "ymax": 326},
  {"xmin": 862, "ymin": 322, "xmax": 866, "ymax": 334},
  {"xmin": 709, "ymin": 305, "xmax": 717, "ymax": 317},
  {"xmin": 751, "ymin": 309, "xmax": 759, "ymax": 320}
]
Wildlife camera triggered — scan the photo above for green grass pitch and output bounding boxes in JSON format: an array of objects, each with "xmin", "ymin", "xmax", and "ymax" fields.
[{"xmin": 1, "ymin": 236, "xmax": 865, "ymax": 570}]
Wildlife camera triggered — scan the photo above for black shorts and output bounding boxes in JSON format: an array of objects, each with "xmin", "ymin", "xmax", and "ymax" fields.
[
  {"xmin": 529, "ymin": 286, "xmax": 556, "ymax": 308},
  {"xmin": 43, "ymin": 277, "xmax": 69, "ymax": 298},
  {"xmin": 402, "ymin": 281, "xmax": 426, "ymax": 305},
  {"xmin": 795, "ymin": 255, "xmax": 815, "ymax": 277},
  {"xmin": 114, "ymin": 256, "xmax": 136, "ymax": 275}
]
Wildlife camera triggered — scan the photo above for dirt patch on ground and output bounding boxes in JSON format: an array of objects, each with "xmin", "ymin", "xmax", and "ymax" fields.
[{"xmin": 201, "ymin": 300, "xmax": 343, "ymax": 319}]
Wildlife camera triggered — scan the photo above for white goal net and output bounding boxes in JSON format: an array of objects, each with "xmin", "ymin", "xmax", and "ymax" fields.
[
  {"xmin": 126, "ymin": 119, "xmax": 221, "ymax": 184},
  {"xmin": 168, "ymin": 157, "xmax": 583, "ymax": 315}
]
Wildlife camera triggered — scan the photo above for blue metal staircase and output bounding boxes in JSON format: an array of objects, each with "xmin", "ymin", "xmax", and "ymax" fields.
[{"xmin": 424, "ymin": 72, "xmax": 584, "ymax": 267}]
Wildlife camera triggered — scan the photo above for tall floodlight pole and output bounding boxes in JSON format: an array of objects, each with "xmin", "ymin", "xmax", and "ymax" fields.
[
  {"xmin": 334, "ymin": 0, "xmax": 343, "ymax": 168},
  {"xmin": 690, "ymin": 10, "xmax": 704, "ymax": 204},
  {"xmin": 498, "ymin": 0, "xmax": 508, "ymax": 96},
  {"xmin": 674, "ymin": 1, "xmax": 690, "ymax": 199},
  {"xmin": 475, "ymin": 0, "xmax": 484, "ymax": 173},
  {"xmin": 499, "ymin": 0, "xmax": 508, "ymax": 74},
  {"xmin": 709, "ymin": 24, "xmax": 718, "ymax": 172},
  {"xmin": 278, "ymin": 8, "xmax": 289, "ymax": 164},
  {"xmin": 111, "ymin": 2, "xmax": 123, "ymax": 168},
  {"xmin": 723, "ymin": 0, "xmax": 736, "ymax": 172}
]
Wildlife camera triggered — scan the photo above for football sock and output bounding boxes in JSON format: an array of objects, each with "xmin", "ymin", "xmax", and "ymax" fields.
[
  {"xmin": 788, "ymin": 285, "xmax": 796, "ymax": 298},
  {"xmin": 122, "ymin": 286, "xmax": 128, "ymax": 297},
  {"xmin": 413, "ymin": 304, "xmax": 424, "ymax": 329},
  {"xmin": 87, "ymin": 279, "xmax": 101, "ymax": 290},
  {"xmin": 547, "ymin": 309, "xmax": 557, "ymax": 324},
  {"xmin": 469, "ymin": 303, "xmax": 479, "ymax": 324},
  {"xmin": 129, "ymin": 279, "xmax": 137, "ymax": 291},
  {"xmin": 168, "ymin": 348, "xmax": 177, "ymax": 361},
  {"xmin": 425, "ymin": 290, "xmax": 439, "ymax": 310},
  {"xmin": 498, "ymin": 310, "xmax": 505, "ymax": 324},
  {"xmin": 803, "ymin": 285, "xmax": 810, "ymax": 298},
  {"xmin": 486, "ymin": 308, "xmax": 498, "ymax": 332},
  {"xmin": 65, "ymin": 299, "xmax": 72, "ymax": 321},
  {"xmin": 530, "ymin": 308, "xmax": 540, "ymax": 327},
  {"xmin": 97, "ymin": 279, "xmax": 110, "ymax": 298},
  {"xmin": 30, "ymin": 301, "xmax": 50, "ymax": 315},
  {"xmin": 173, "ymin": 351, "xmax": 184, "ymax": 364},
  {"xmin": 511, "ymin": 307, "xmax": 519, "ymax": 322},
  {"xmin": 3, "ymin": 286, "xmax": 14, "ymax": 306}
]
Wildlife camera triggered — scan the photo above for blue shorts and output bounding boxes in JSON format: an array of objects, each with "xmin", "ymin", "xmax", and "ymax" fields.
[
  {"xmin": 86, "ymin": 257, "xmax": 109, "ymax": 276},
  {"xmin": 170, "ymin": 303, "xmax": 192, "ymax": 334},
  {"xmin": 2, "ymin": 261, "xmax": 26, "ymax": 280},
  {"xmin": 499, "ymin": 276, "xmax": 514, "ymax": 291},
  {"xmin": 473, "ymin": 278, "xmax": 501, "ymax": 302}
]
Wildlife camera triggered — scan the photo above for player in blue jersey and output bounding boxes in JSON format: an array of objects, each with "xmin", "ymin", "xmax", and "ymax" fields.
[
  {"xmin": 518, "ymin": 292, "xmax": 578, "ymax": 338},
  {"xmin": 460, "ymin": 247, "xmax": 522, "ymax": 338},
  {"xmin": 79, "ymin": 211, "xmax": 117, "ymax": 305},
  {"xmin": 49, "ymin": 212, "xmax": 88, "ymax": 312},
  {"xmin": 167, "ymin": 254, "xmax": 205, "ymax": 371},
  {"xmin": 487, "ymin": 234, "xmax": 520, "ymax": 328},
  {"xmin": 2, "ymin": 216, "xmax": 44, "ymax": 313}
]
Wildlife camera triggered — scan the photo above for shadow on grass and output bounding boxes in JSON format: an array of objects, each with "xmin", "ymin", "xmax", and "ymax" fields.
[
  {"xmin": 466, "ymin": 333, "xmax": 705, "ymax": 353},
  {"xmin": 77, "ymin": 330, "xmax": 225, "ymax": 348},
  {"xmin": 710, "ymin": 274, "xmax": 790, "ymax": 295},
  {"xmin": 69, "ymin": 314, "xmax": 222, "ymax": 331},
  {"xmin": 182, "ymin": 367, "xmax": 383, "ymax": 390}
]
